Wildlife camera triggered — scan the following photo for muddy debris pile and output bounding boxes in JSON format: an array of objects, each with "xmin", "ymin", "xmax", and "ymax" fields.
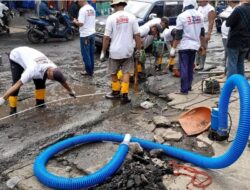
[{"xmin": 91, "ymin": 148, "xmax": 174, "ymax": 190}]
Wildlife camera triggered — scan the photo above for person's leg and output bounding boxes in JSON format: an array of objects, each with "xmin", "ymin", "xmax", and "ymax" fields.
[
  {"xmin": 237, "ymin": 48, "xmax": 249, "ymax": 76},
  {"xmin": 187, "ymin": 50, "xmax": 196, "ymax": 91},
  {"xmin": 222, "ymin": 38, "xmax": 228, "ymax": 74},
  {"xmin": 89, "ymin": 34, "xmax": 95, "ymax": 75},
  {"xmin": 105, "ymin": 58, "xmax": 121, "ymax": 99},
  {"xmin": 80, "ymin": 36, "xmax": 93, "ymax": 76},
  {"xmin": 227, "ymin": 47, "xmax": 239, "ymax": 78},
  {"xmin": 49, "ymin": 15, "xmax": 59, "ymax": 32},
  {"xmin": 33, "ymin": 78, "xmax": 46, "ymax": 108},
  {"xmin": 121, "ymin": 57, "xmax": 134, "ymax": 104},
  {"xmin": 9, "ymin": 60, "xmax": 24, "ymax": 114},
  {"xmin": 179, "ymin": 50, "xmax": 189, "ymax": 94}
]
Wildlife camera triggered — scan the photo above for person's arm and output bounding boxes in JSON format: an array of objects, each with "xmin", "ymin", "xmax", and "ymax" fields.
[
  {"xmin": 73, "ymin": 8, "xmax": 84, "ymax": 27},
  {"xmin": 73, "ymin": 18, "xmax": 83, "ymax": 27},
  {"xmin": 43, "ymin": 3, "xmax": 54, "ymax": 15},
  {"xmin": 226, "ymin": 8, "xmax": 239, "ymax": 28},
  {"xmin": 102, "ymin": 35, "xmax": 110, "ymax": 53},
  {"xmin": 134, "ymin": 33, "xmax": 141, "ymax": 51},
  {"xmin": 61, "ymin": 82, "xmax": 76, "ymax": 98},
  {"xmin": 2, "ymin": 80, "xmax": 23, "ymax": 100},
  {"xmin": 206, "ymin": 10, "xmax": 216, "ymax": 41},
  {"xmin": 133, "ymin": 19, "xmax": 141, "ymax": 51},
  {"xmin": 100, "ymin": 17, "xmax": 112, "ymax": 60}
]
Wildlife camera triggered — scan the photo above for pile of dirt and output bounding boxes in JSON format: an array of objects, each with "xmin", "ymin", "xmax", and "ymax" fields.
[{"xmin": 91, "ymin": 150, "xmax": 174, "ymax": 190}]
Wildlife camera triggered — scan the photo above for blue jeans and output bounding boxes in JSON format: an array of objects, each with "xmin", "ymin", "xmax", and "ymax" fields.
[
  {"xmin": 80, "ymin": 34, "xmax": 95, "ymax": 76},
  {"xmin": 179, "ymin": 49, "xmax": 197, "ymax": 93},
  {"xmin": 227, "ymin": 47, "xmax": 249, "ymax": 79}
]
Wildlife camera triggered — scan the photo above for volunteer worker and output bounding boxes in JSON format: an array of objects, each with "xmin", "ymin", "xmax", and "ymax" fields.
[
  {"xmin": 170, "ymin": 0, "xmax": 206, "ymax": 94},
  {"xmin": 100, "ymin": 0, "xmax": 141, "ymax": 104},
  {"xmin": 0, "ymin": 47, "xmax": 75, "ymax": 115}
]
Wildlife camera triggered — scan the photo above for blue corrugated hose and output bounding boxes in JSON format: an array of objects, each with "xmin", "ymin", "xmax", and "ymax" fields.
[{"xmin": 34, "ymin": 74, "xmax": 250, "ymax": 190}]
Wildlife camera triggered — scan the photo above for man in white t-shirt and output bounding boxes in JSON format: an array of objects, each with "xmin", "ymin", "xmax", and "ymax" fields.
[
  {"xmin": 195, "ymin": 0, "xmax": 216, "ymax": 70},
  {"xmin": 0, "ymin": 47, "xmax": 75, "ymax": 115},
  {"xmin": 170, "ymin": 0, "xmax": 206, "ymax": 94},
  {"xmin": 100, "ymin": 0, "xmax": 141, "ymax": 104},
  {"xmin": 73, "ymin": 0, "xmax": 96, "ymax": 76},
  {"xmin": 0, "ymin": 2, "xmax": 8, "ymax": 29},
  {"xmin": 161, "ymin": 26, "xmax": 180, "ymax": 76}
]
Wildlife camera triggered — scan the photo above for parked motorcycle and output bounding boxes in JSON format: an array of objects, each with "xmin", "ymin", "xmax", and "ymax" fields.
[
  {"xmin": 26, "ymin": 12, "xmax": 75, "ymax": 43},
  {"xmin": 0, "ymin": 9, "xmax": 13, "ymax": 34}
]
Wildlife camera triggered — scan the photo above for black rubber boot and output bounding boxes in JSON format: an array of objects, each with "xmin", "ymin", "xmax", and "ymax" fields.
[
  {"xmin": 155, "ymin": 65, "xmax": 162, "ymax": 71},
  {"xmin": 120, "ymin": 93, "xmax": 131, "ymax": 104},
  {"xmin": 36, "ymin": 99, "xmax": 46, "ymax": 108},
  {"xmin": 10, "ymin": 107, "xmax": 17, "ymax": 115},
  {"xmin": 138, "ymin": 72, "xmax": 146, "ymax": 82},
  {"xmin": 105, "ymin": 91, "xmax": 121, "ymax": 99}
]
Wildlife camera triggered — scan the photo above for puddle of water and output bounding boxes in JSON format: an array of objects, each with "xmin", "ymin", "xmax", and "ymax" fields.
[{"xmin": 0, "ymin": 83, "xmax": 103, "ymax": 124}]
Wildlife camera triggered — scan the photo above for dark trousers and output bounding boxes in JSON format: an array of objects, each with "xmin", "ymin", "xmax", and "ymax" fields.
[
  {"xmin": 10, "ymin": 59, "xmax": 46, "ymax": 96},
  {"xmin": 179, "ymin": 50, "xmax": 197, "ymax": 93},
  {"xmin": 80, "ymin": 34, "xmax": 95, "ymax": 76}
]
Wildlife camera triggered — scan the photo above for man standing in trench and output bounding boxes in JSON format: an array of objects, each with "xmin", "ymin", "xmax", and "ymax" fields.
[
  {"xmin": 100, "ymin": 0, "xmax": 141, "ymax": 104},
  {"xmin": 73, "ymin": 0, "xmax": 96, "ymax": 76},
  {"xmin": 0, "ymin": 47, "xmax": 76, "ymax": 115}
]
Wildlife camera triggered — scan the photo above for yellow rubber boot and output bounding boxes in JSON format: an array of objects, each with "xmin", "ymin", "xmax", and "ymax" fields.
[
  {"xmin": 137, "ymin": 64, "xmax": 143, "ymax": 73},
  {"xmin": 121, "ymin": 82, "xmax": 130, "ymax": 104},
  {"xmin": 9, "ymin": 96, "xmax": 17, "ymax": 115},
  {"xmin": 117, "ymin": 70, "xmax": 123, "ymax": 80},
  {"xmin": 35, "ymin": 89, "xmax": 46, "ymax": 107},
  {"xmin": 105, "ymin": 81, "xmax": 121, "ymax": 99},
  {"xmin": 157, "ymin": 57, "xmax": 163, "ymax": 65}
]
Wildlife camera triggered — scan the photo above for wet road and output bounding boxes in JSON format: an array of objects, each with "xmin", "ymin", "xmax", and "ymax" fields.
[{"xmin": 0, "ymin": 15, "xmax": 226, "ymax": 190}]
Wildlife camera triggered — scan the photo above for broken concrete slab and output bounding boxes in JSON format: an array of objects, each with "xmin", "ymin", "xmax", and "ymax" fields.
[
  {"xmin": 162, "ymin": 128, "xmax": 183, "ymax": 142},
  {"xmin": 152, "ymin": 158, "xmax": 164, "ymax": 167},
  {"xmin": 129, "ymin": 142, "xmax": 144, "ymax": 155},
  {"xmin": 152, "ymin": 116, "xmax": 171, "ymax": 127},
  {"xmin": 6, "ymin": 176, "xmax": 21, "ymax": 189},
  {"xmin": 197, "ymin": 140, "xmax": 208, "ymax": 148},
  {"xmin": 153, "ymin": 135, "xmax": 165, "ymax": 144},
  {"xmin": 196, "ymin": 133, "xmax": 213, "ymax": 145}
]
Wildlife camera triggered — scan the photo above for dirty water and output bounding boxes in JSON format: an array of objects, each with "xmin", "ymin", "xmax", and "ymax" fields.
[{"xmin": 0, "ymin": 15, "xmax": 238, "ymax": 190}]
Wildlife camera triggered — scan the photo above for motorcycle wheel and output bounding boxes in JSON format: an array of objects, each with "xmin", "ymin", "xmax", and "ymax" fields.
[
  {"xmin": 27, "ymin": 30, "xmax": 41, "ymax": 44},
  {"xmin": 65, "ymin": 29, "xmax": 74, "ymax": 41}
]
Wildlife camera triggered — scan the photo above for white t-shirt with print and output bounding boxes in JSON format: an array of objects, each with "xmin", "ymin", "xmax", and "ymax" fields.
[
  {"xmin": 10, "ymin": 47, "xmax": 57, "ymax": 84},
  {"xmin": 139, "ymin": 24, "xmax": 150, "ymax": 38},
  {"xmin": 0, "ymin": 2, "xmax": 8, "ymax": 18},
  {"xmin": 162, "ymin": 26, "xmax": 176, "ymax": 43},
  {"xmin": 198, "ymin": 3, "xmax": 215, "ymax": 33},
  {"xmin": 104, "ymin": 10, "xmax": 139, "ymax": 59},
  {"xmin": 221, "ymin": 21, "xmax": 230, "ymax": 39},
  {"xmin": 176, "ymin": 9, "xmax": 204, "ymax": 51},
  {"xmin": 144, "ymin": 18, "xmax": 161, "ymax": 28},
  {"xmin": 78, "ymin": 4, "xmax": 96, "ymax": 37}
]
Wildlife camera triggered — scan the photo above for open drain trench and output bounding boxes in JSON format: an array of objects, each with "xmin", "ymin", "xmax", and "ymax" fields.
[{"xmin": 32, "ymin": 75, "xmax": 250, "ymax": 190}]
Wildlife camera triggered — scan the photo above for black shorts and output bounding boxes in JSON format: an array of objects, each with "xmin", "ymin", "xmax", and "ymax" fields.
[{"xmin": 9, "ymin": 59, "xmax": 47, "ymax": 96}]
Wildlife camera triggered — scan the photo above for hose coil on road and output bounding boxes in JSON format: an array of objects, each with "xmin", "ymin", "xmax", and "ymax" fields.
[{"xmin": 34, "ymin": 74, "xmax": 250, "ymax": 189}]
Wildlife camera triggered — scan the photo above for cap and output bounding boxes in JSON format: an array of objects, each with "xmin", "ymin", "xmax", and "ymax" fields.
[{"xmin": 111, "ymin": 0, "xmax": 127, "ymax": 7}]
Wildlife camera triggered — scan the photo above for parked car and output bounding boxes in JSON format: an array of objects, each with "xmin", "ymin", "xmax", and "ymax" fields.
[
  {"xmin": 215, "ymin": 0, "xmax": 227, "ymax": 33},
  {"xmin": 95, "ymin": 0, "xmax": 183, "ymax": 48}
]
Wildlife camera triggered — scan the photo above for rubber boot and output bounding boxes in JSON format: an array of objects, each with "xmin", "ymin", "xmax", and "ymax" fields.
[
  {"xmin": 105, "ymin": 91, "xmax": 121, "ymax": 99},
  {"xmin": 120, "ymin": 93, "xmax": 131, "ymax": 104},
  {"xmin": 9, "ymin": 96, "xmax": 17, "ymax": 115},
  {"xmin": 10, "ymin": 107, "xmax": 17, "ymax": 115},
  {"xmin": 36, "ymin": 99, "xmax": 46, "ymax": 108}
]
